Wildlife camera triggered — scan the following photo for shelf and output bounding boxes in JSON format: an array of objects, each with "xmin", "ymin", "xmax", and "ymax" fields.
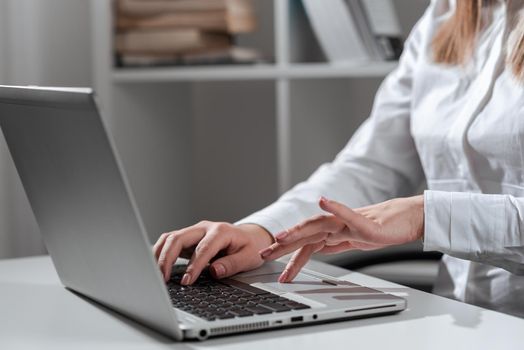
[
  {"xmin": 285, "ymin": 62, "xmax": 397, "ymax": 79},
  {"xmin": 112, "ymin": 62, "xmax": 397, "ymax": 83}
]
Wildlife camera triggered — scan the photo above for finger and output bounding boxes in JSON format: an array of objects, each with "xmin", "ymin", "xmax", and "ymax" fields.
[
  {"xmin": 210, "ymin": 250, "xmax": 262, "ymax": 279},
  {"xmin": 260, "ymin": 232, "xmax": 328, "ymax": 261},
  {"xmin": 183, "ymin": 229, "xmax": 231, "ymax": 285},
  {"xmin": 317, "ymin": 242, "xmax": 356, "ymax": 254},
  {"xmin": 158, "ymin": 227, "xmax": 206, "ymax": 282},
  {"xmin": 319, "ymin": 197, "xmax": 380, "ymax": 239},
  {"xmin": 274, "ymin": 215, "xmax": 344, "ymax": 244},
  {"xmin": 280, "ymin": 241, "xmax": 325, "ymax": 283},
  {"xmin": 346, "ymin": 240, "xmax": 388, "ymax": 250},
  {"xmin": 318, "ymin": 240, "xmax": 385, "ymax": 254},
  {"xmin": 153, "ymin": 232, "xmax": 170, "ymax": 260}
]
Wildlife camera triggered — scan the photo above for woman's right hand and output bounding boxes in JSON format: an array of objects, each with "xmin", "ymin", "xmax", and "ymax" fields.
[{"xmin": 153, "ymin": 222, "xmax": 274, "ymax": 285}]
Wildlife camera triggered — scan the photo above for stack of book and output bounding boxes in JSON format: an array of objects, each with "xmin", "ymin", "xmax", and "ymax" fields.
[
  {"xmin": 114, "ymin": 0, "xmax": 261, "ymax": 67},
  {"xmin": 302, "ymin": 0, "xmax": 403, "ymax": 64}
]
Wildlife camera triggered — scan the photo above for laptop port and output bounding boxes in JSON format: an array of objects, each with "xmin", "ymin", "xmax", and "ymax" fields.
[{"xmin": 291, "ymin": 316, "xmax": 303, "ymax": 323}]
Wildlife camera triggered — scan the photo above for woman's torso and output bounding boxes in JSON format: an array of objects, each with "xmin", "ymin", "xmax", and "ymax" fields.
[{"xmin": 411, "ymin": 0, "xmax": 524, "ymax": 316}]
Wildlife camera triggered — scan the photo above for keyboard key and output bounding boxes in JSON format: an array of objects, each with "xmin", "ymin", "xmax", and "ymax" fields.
[
  {"xmin": 275, "ymin": 296, "xmax": 292, "ymax": 303},
  {"xmin": 223, "ymin": 279, "xmax": 271, "ymax": 295},
  {"xmin": 258, "ymin": 302, "xmax": 292, "ymax": 312},
  {"xmin": 230, "ymin": 308, "xmax": 255, "ymax": 317},
  {"xmin": 264, "ymin": 294, "xmax": 282, "ymax": 300},
  {"xmin": 244, "ymin": 305, "xmax": 273, "ymax": 315},
  {"xmin": 285, "ymin": 302, "xmax": 311, "ymax": 310}
]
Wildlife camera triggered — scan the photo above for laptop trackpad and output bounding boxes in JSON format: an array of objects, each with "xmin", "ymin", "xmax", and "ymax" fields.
[{"xmin": 235, "ymin": 261, "xmax": 336, "ymax": 293}]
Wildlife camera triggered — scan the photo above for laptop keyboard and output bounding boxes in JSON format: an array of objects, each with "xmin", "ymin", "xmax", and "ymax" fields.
[{"xmin": 167, "ymin": 269, "xmax": 310, "ymax": 321}]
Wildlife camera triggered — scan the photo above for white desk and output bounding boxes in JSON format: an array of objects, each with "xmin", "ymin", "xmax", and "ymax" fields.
[{"xmin": 1, "ymin": 256, "xmax": 523, "ymax": 350}]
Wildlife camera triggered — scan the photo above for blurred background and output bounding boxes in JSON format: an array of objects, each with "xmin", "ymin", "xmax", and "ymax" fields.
[{"xmin": 0, "ymin": 0, "xmax": 439, "ymax": 291}]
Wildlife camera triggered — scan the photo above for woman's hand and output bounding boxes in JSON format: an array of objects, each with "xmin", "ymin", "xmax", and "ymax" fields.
[
  {"xmin": 153, "ymin": 222, "xmax": 273, "ymax": 285},
  {"xmin": 259, "ymin": 196, "xmax": 424, "ymax": 283}
]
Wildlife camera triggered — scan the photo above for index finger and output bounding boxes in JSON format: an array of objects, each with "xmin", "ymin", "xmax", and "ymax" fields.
[
  {"xmin": 279, "ymin": 241, "xmax": 325, "ymax": 283},
  {"xmin": 182, "ymin": 230, "xmax": 231, "ymax": 285},
  {"xmin": 260, "ymin": 231, "xmax": 328, "ymax": 261}
]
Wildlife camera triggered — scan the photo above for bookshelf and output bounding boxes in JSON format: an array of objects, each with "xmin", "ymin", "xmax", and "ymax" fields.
[
  {"xmin": 90, "ymin": 0, "xmax": 424, "ymax": 241},
  {"xmin": 112, "ymin": 62, "xmax": 397, "ymax": 82}
]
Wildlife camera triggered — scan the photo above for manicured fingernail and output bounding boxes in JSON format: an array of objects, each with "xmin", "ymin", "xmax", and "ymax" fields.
[
  {"xmin": 259, "ymin": 247, "xmax": 272, "ymax": 258},
  {"xmin": 278, "ymin": 269, "xmax": 289, "ymax": 283},
  {"xmin": 275, "ymin": 230, "xmax": 289, "ymax": 240},
  {"xmin": 181, "ymin": 273, "xmax": 191, "ymax": 285},
  {"xmin": 213, "ymin": 263, "xmax": 226, "ymax": 278}
]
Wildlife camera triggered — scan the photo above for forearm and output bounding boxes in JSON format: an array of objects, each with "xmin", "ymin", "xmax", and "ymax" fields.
[{"xmin": 237, "ymin": 157, "xmax": 423, "ymax": 236}]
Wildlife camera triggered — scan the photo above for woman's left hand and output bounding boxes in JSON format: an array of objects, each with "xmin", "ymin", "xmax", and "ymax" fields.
[{"xmin": 259, "ymin": 195, "xmax": 425, "ymax": 282}]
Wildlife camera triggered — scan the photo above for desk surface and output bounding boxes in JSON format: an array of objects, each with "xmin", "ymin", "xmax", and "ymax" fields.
[{"xmin": 1, "ymin": 256, "xmax": 523, "ymax": 350}]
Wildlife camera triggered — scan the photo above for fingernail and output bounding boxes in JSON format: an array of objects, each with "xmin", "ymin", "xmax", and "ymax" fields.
[
  {"xmin": 181, "ymin": 273, "xmax": 191, "ymax": 285},
  {"xmin": 278, "ymin": 269, "xmax": 289, "ymax": 283},
  {"xmin": 259, "ymin": 247, "xmax": 272, "ymax": 258},
  {"xmin": 319, "ymin": 196, "xmax": 329, "ymax": 204},
  {"xmin": 275, "ymin": 230, "xmax": 289, "ymax": 240},
  {"xmin": 213, "ymin": 263, "xmax": 226, "ymax": 278}
]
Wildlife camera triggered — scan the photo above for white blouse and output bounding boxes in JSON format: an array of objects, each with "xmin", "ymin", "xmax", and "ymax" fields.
[{"xmin": 238, "ymin": 0, "xmax": 524, "ymax": 317}]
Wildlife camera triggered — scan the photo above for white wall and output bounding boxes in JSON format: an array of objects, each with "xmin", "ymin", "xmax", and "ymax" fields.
[
  {"xmin": 0, "ymin": 0, "xmax": 429, "ymax": 259},
  {"xmin": 0, "ymin": 0, "xmax": 92, "ymax": 259}
]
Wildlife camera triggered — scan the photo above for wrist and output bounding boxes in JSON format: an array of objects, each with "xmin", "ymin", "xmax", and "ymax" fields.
[
  {"xmin": 238, "ymin": 223, "xmax": 275, "ymax": 247},
  {"xmin": 412, "ymin": 195, "xmax": 425, "ymax": 241}
]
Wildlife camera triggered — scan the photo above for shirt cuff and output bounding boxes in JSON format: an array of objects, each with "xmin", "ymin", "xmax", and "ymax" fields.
[
  {"xmin": 423, "ymin": 190, "xmax": 453, "ymax": 252},
  {"xmin": 423, "ymin": 190, "xmax": 505, "ymax": 258}
]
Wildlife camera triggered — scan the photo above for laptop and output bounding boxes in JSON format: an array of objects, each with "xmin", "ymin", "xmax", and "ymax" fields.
[{"xmin": 0, "ymin": 85, "xmax": 406, "ymax": 340}]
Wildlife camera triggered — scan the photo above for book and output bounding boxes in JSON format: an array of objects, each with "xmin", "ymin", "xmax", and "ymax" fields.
[
  {"xmin": 116, "ymin": 10, "xmax": 256, "ymax": 33},
  {"xmin": 302, "ymin": 0, "xmax": 370, "ymax": 64},
  {"xmin": 360, "ymin": 0, "xmax": 403, "ymax": 60},
  {"xmin": 115, "ymin": 29, "xmax": 232, "ymax": 54},
  {"xmin": 345, "ymin": 0, "xmax": 383, "ymax": 60},
  {"xmin": 117, "ymin": 47, "xmax": 262, "ymax": 67},
  {"xmin": 181, "ymin": 47, "xmax": 261, "ymax": 65},
  {"xmin": 116, "ymin": 0, "xmax": 254, "ymax": 17}
]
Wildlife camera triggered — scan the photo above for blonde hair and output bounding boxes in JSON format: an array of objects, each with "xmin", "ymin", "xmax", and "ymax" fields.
[{"xmin": 432, "ymin": 0, "xmax": 524, "ymax": 79}]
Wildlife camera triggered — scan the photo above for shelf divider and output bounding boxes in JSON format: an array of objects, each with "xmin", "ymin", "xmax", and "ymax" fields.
[{"xmin": 275, "ymin": 0, "xmax": 290, "ymax": 66}]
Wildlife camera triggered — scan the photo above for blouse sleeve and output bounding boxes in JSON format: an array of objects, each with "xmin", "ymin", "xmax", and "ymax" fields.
[{"xmin": 424, "ymin": 191, "xmax": 524, "ymax": 274}]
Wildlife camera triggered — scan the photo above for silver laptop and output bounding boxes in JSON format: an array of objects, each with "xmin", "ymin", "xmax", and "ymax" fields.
[{"xmin": 0, "ymin": 85, "xmax": 406, "ymax": 340}]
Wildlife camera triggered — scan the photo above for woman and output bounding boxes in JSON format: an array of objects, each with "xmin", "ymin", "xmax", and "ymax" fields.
[{"xmin": 154, "ymin": 0, "xmax": 524, "ymax": 317}]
